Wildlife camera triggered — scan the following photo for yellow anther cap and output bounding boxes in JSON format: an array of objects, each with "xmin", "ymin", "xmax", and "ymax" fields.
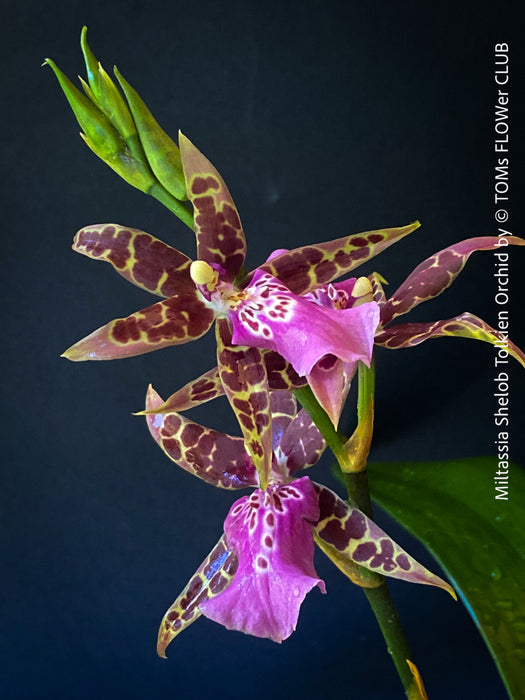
[
  {"xmin": 353, "ymin": 276, "xmax": 373, "ymax": 298},
  {"xmin": 190, "ymin": 260, "xmax": 217, "ymax": 287}
]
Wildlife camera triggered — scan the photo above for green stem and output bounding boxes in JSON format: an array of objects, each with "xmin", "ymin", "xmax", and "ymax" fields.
[
  {"xmin": 364, "ymin": 585, "xmax": 415, "ymax": 692},
  {"xmin": 294, "ymin": 371, "xmax": 417, "ymax": 698},
  {"xmin": 149, "ymin": 182, "xmax": 194, "ymax": 229}
]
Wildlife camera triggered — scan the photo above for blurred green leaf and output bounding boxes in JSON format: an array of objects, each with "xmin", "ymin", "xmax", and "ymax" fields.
[{"xmin": 368, "ymin": 457, "xmax": 525, "ymax": 700}]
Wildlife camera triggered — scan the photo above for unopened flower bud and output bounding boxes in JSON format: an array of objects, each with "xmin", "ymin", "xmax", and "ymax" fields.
[
  {"xmin": 114, "ymin": 68, "xmax": 187, "ymax": 201},
  {"xmin": 44, "ymin": 56, "xmax": 157, "ymax": 192},
  {"xmin": 45, "ymin": 28, "xmax": 192, "ymax": 227}
]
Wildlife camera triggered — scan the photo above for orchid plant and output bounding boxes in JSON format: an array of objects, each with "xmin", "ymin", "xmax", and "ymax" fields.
[{"xmin": 47, "ymin": 29, "xmax": 525, "ymax": 699}]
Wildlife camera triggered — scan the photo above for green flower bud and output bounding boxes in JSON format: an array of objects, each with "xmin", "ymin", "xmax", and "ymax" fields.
[
  {"xmin": 45, "ymin": 28, "xmax": 194, "ymax": 228},
  {"xmin": 80, "ymin": 27, "xmax": 136, "ymax": 142},
  {"xmin": 44, "ymin": 58, "xmax": 157, "ymax": 192},
  {"xmin": 43, "ymin": 58, "xmax": 122, "ymax": 158},
  {"xmin": 114, "ymin": 68, "xmax": 187, "ymax": 201}
]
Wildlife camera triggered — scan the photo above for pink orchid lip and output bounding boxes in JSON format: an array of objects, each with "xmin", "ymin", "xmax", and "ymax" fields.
[
  {"xmin": 228, "ymin": 270, "xmax": 380, "ymax": 377},
  {"xmin": 199, "ymin": 476, "xmax": 325, "ymax": 642}
]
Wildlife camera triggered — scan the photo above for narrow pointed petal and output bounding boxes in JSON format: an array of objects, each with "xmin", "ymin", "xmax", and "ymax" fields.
[
  {"xmin": 141, "ymin": 368, "xmax": 224, "ymax": 414},
  {"xmin": 381, "ymin": 236, "xmax": 525, "ymax": 325},
  {"xmin": 179, "ymin": 133, "xmax": 246, "ymax": 281},
  {"xmin": 375, "ymin": 312, "xmax": 525, "ymax": 368},
  {"xmin": 216, "ymin": 320, "xmax": 273, "ymax": 489},
  {"xmin": 146, "ymin": 386, "xmax": 259, "ymax": 489},
  {"xmin": 145, "ymin": 386, "xmax": 257, "ymax": 489},
  {"xmin": 200, "ymin": 478, "xmax": 325, "ymax": 642},
  {"xmin": 62, "ymin": 293, "xmax": 214, "ymax": 361},
  {"xmin": 157, "ymin": 536, "xmax": 238, "ymax": 658},
  {"xmin": 139, "ymin": 352, "xmax": 305, "ymax": 416},
  {"xmin": 230, "ymin": 270, "xmax": 380, "ymax": 377},
  {"xmin": 314, "ymin": 484, "xmax": 455, "ymax": 596},
  {"xmin": 307, "ymin": 356, "xmax": 356, "ymax": 428},
  {"xmin": 73, "ymin": 224, "xmax": 194, "ymax": 297},
  {"xmin": 279, "ymin": 407, "xmax": 326, "ymax": 476},
  {"xmin": 258, "ymin": 222, "xmax": 420, "ymax": 295}
]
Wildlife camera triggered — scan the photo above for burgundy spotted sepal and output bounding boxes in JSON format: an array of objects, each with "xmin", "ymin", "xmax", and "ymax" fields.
[
  {"xmin": 62, "ymin": 292, "xmax": 214, "ymax": 361},
  {"xmin": 180, "ymin": 133, "xmax": 247, "ymax": 282},
  {"xmin": 314, "ymin": 484, "xmax": 456, "ymax": 597},
  {"xmin": 276, "ymin": 403, "xmax": 326, "ymax": 478},
  {"xmin": 216, "ymin": 320, "xmax": 273, "ymax": 489},
  {"xmin": 380, "ymin": 235, "xmax": 525, "ymax": 326},
  {"xmin": 145, "ymin": 386, "xmax": 257, "ymax": 489},
  {"xmin": 157, "ymin": 535, "xmax": 238, "ymax": 658},
  {"xmin": 258, "ymin": 222, "xmax": 421, "ymax": 295},
  {"xmin": 73, "ymin": 224, "xmax": 194, "ymax": 298},
  {"xmin": 376, "ymin": 312, "xmax": 525, "ymax": 368},
  {"xmin": 139, "ymin": 352, "xmax": 305, "ymax": 416}
]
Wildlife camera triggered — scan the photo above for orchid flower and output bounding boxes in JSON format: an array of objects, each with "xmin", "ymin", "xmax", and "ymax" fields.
[
  {"xmin": 144, "ymin": 388, "xmax": 454, "ymax": 654},
  {"xmin": 62, "ymin": 133, "xmax": 421, "ymax": 427},
  {"xmin": 145, "ymin": 234, "xmax": 525, "ymax": 428}
]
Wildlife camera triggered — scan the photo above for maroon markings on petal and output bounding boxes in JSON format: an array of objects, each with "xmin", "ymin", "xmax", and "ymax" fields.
[
  {"xmin": 180, "ymin": 133, "xmax": 247, "ymax": 282},
  {"xmin": 264, "ymin": 351, "xmax": 307, "ymax": 390},
  {"xmin": 62, "ymin": 293, "xmax": 214, "ymax": 361},
  {"xmin": 73, "ymin": 224, "xmax": 194, "ymax": 298},
  {"xmin": 216, "ymin": 319, "xmax": 273, "ymax": 489},
  {"xmin": 140, "ymin": 368, "xmax": 224, "ymax": 414},
  {"xmin": 369, "ymin": 272, "xmax": 387, "ymax": 308},
  {"xmin": 352, "ymin": 541, "xmax": 377, "ymax": 562},
  {"xmin": 145, "ymin": 386, "xmax": 257, "ymax": 489},
  {"xmin": 279, "ymin": 408, "xmax": 325, "ymax": 477},
  {"xmin": 314, "ymin": 484, "xmax": 455, "ymax": 595},
  {"xmin": 257, "ymin": 223, "xmax": 420, "ymax": 295},
  {"xmin": 381, "ymin": 235, "xmax": 525, "ymax": 325},
  {"xmin": 375, "ymin": 312, "xmax": 525, "ymax": 368},
  {"xmin": 141, "ymin": 353, "xmax": 306, "ymax": 417},
  {"xmin": 157, "ymin": 535, "xmax": 238, "ymax": 657}
]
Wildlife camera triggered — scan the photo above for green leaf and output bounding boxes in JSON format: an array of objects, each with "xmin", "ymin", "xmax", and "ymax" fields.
[{"xmin": 368, "ymin": 457, "xmax": 525, "ymax": 700}]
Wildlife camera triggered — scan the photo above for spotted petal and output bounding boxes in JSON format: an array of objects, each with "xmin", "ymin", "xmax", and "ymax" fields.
[
  {"xmin": 73, "ymin": 223, "xmax": 194, "ymax": 297},
  {"xmin": 375, "ymin": 312, "xmax": 525, "ymax": 368},
  {"xmin": 278, "ymin": 407, "xmax": 326, "ymax": 477},
  {"xmin": 381, "ymin": 236, "xmax": 525, "ymax": 326},
  {"xmin": 314, "ymin": 484, "xmax": 455, "ymax": 596},
  {"xmin": 139, "ymin": 352, "xmax": 305, "ymax": 415},
  {"xmin": 180, "ymin": 133, "xmax": 246, "ymax": 281},
  {"xmin": 145, "ymin": 386, "xmax": 257, "ymax": 489},
  {"xmin": 157, "ymin": 535, "xmax": 237, "ymax": 658},
  {"xmin": 62, "ymin": 292, "xmax": 214, "ymax": 361},
  {"xmin": 230, "ymin": 269, "xmax": 380, "ymax": 377},
  {"xmin": 216, "ymin": 319, "xmax": 273, "ymax": 489},
  {"xmin": 258, "ymin": 222, "xmax": 420, "ymax": 295},
  {"xmin": 199, "ymin": 477, "xmax": 325, "ymax": 642}
]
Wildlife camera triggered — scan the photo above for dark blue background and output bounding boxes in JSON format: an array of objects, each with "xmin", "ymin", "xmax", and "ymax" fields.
[{"xmin": 3, "ymin": 1, "xmax": 524, "ymax": 698}]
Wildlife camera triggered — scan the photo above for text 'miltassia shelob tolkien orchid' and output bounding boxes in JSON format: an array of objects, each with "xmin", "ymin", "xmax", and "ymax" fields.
[{"xmin": 144, "ymin": 389, "xmax": 454, "ymax": 654}]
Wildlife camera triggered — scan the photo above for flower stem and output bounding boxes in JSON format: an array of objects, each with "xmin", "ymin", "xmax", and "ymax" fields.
[
  {"xmin": 294, "ymin": 371, "xmax": 419, "ymax": 698},
  {"xmin": 149, "ymin": 182, "xmax": 194, "ymax": 229}
]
